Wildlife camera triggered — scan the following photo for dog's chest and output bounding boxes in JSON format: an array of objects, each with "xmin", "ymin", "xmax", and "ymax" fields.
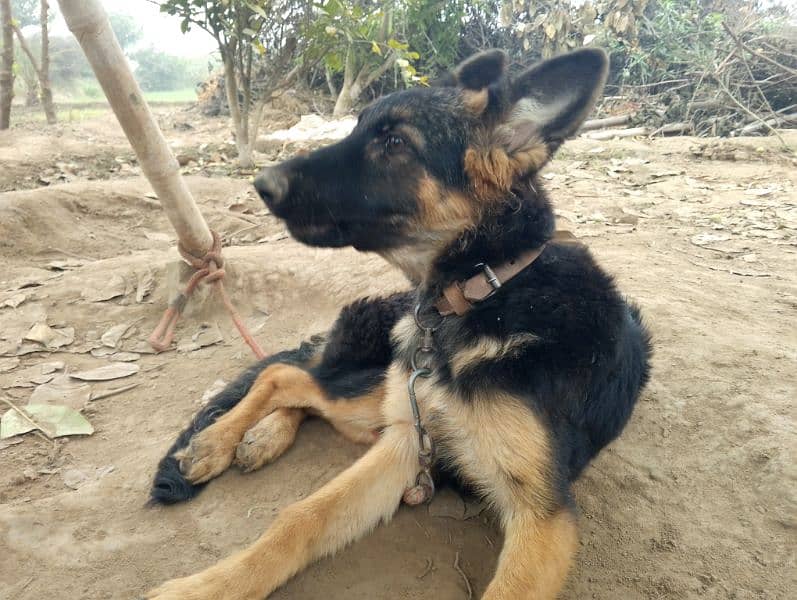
[{"xmin": 387, "ymin": 315, "xmax": 553, "ymax": 508}]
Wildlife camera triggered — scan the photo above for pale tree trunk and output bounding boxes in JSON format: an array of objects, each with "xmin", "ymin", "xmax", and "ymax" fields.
[
  {"xmin": 24, "ymin": 78, "xmax": 39, "ymax": 105},
  {"xmin": 332, "ymin": 10, "xmax": 397, "ymax": 117},
  {"xmin": 57, "ymin": 0, "xmax": 213, "ymax": 257},
  {"xmin": 12, "ymin": 22, "xmax": 57, "ymax": 125},
  {"xmin": 332, "ymin": 50, "xmax": 398, "ymax": 117},
  {"xmin": 223, "ymin": 52, "xmax": 253, "ymax": 168},
  {"xmin": 0, "ymin": 0, "xmax": 13, "ymax": 130},
  {"xmin": 39, "ymin": 0, "xmax": 56, "ymax": 124}
]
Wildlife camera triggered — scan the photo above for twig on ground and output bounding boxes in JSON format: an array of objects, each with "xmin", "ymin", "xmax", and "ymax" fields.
[
  {"xmin": 453, "ymin": 552, "xmax": 473, "ymax": 600},
  {"xmin": 0, "ymin": 397, "xmax": 55, "ymax": 440},
  {"xmin": 417, "ymin": 558, "xmax": 434, "ymax": 579},
  {"xmin": 90, "ymin": 382, "xmax": 140, "ymax": 402}
]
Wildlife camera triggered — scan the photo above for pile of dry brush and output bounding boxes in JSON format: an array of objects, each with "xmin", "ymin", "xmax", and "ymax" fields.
[{"xmin": 588, "ymin": 21, "xmax": 796, "ymax": 144}]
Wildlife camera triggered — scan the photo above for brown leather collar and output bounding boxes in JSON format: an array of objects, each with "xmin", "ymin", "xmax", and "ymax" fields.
[{"xmin": 434, "ymin": 230, "xmax": 580, "ymax": 316}]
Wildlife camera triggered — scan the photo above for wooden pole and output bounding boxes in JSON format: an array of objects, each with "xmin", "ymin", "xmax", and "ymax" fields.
[{"xmin": 56, "ymin": 0, "xmax": 213, "ymax": 257}]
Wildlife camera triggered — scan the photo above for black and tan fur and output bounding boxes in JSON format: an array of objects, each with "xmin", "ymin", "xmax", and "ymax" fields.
[{"xmin": 147, "ymin": 48, "xmax": 652, "ymax": 599}]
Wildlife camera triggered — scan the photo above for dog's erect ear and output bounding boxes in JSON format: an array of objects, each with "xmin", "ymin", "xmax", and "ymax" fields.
[
  {"xmin": 455, "ymin": 49, "xmax": 507, "ymax": 90},
  {"xmin": 433, "ymin": 50, "xmax": 507, "ymax": 90},
  {"xmin": 508, "ymin": 48, "xmax": 608, "ymax": 148},
  {"xmin": 463, "ymin": 49, "xmax": 608, "ymax": 198}
]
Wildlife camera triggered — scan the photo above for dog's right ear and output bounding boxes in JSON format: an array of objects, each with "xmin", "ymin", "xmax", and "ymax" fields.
[
  {"xmin": 433, "ymin": 50, "xmax": 507, "ymax": 90},
  {"xmin": 433, "ymin": 50, "xmax": 508, "ymax": 115}
]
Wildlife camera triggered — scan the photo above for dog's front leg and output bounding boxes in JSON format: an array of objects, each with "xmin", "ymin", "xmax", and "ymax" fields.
[
  {"xmin": 145, "ymin": 423, "xmax": 418, "ymax": 600},
  {"xmin": 482, "ymin": 508, "xmax": 578, "ymax": 600}
]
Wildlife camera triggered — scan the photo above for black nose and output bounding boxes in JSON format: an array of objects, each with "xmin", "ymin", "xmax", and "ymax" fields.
[{"xmin": 254, "ymin": 167, "xmax": 289, "ymax": 210}]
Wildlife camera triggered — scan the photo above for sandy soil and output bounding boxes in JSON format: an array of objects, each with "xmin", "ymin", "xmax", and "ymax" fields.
[{"xmin": 0, "ymin": 108, "xmax": 795, "ymax": 600}]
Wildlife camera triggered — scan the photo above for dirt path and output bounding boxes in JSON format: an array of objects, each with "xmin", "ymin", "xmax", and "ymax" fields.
[{"xmin": 0, "ymin": 111, "xmax": 794, "ymax": 599}]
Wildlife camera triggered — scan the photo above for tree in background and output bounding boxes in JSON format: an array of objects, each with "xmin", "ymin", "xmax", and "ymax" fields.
[
  {"xmin": 159, "ymin": 0, "xmax": 317, "ymax": 168},
  {"xmin": 108, "ymin": 12, "xmax": 143, "ymax": 53},
  {"xmin": 131, "ymin": 46, "xmax": 206, "ymax": 92},
  {"xmin": 11, "ymin": 0, "xmax": 56, "ymax": 123},
  {"xmin": 10, "ymin": 0, "xmax": 43, "ymax": 106},
  {"xmin": 310, "ymin": 0, "xmax": 422, "ymax": 116},
  {"xmin": 0, "ymin": 0, "xmax": 12, "ymax": 129}
]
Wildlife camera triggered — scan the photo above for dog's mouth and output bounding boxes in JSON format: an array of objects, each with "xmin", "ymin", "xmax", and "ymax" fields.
[
  {"xmin": 283, "ymin": 215, "xmax": 407, "ymax": 252},
  {"xmin": 286, "ymin": 221, "xmax": 349, "ymax": 248}
]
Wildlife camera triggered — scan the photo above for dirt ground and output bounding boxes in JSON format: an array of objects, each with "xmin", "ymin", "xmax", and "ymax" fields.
[{"xmin": 0, "ymin": 106, "xmax": 795, "ymax": 600}]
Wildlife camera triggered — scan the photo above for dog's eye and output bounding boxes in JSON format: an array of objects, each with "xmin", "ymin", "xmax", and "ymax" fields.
[{"xmin": 385, "ymin": 134, "xmax": 405, "ymax": 151}]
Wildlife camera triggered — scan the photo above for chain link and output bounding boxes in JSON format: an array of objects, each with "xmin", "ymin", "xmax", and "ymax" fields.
[{"xmin": 403, "ymin": 303, "xmax": 444, "ymax": 505}]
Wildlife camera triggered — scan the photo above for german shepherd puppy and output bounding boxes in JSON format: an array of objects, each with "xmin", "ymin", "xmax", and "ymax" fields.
[{"xmin": 146, "ymin": 48, "xmax": 652, "ymax": 599}]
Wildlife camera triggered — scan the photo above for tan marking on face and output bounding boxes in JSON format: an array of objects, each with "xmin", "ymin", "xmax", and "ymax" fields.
[
  {"xmin": 416, "ymin": 175, "xmax": 478, "ymax": 230},
  {"xmin": 450, "ymin": 333, "xmax": 541, "ymax": 377},
  {"xmin": 393, "ymin": 123, "xmax": 426, "ymax": 152},
  {"xmin": 462, "ymin": 88, "xmax": 489, "ymax": 114},
  {"xmin": 464, "ymin": 129, "xmax": 550, "ymax": 200}
]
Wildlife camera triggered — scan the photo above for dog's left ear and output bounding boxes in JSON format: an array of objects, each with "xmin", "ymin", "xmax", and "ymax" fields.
[
  {"xmin": 505, "ymin": 48, "xmax": 608, "ymax": 151},
  {"xmin": 464, "ymin": 49, "xmax": 608, "ymax": 197}
]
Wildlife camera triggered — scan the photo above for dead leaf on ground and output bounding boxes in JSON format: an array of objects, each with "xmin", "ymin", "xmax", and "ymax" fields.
[
  {"xmin": 143, "ymin": 231, "xmax": 172, "ymax": 242},
  {"xmin": 136, "ymin": 270, "xmax": 155, "ymax": 303},
  {"xmin": 101, "ymin": 322, "xmax": 137, "ymax": 349},
  {"xmin": 6, "ymin": 268, "xmax": 61, "ymax": 291},
  {"xmin": 111, "ymin": 352, "xmax": 140, "ymax": 362},
  {"xmin": 47, "ymin": 258, "xmax": 84, "ymax": 271},
  {"xmin": 82, "ymin": 274, "xmax": 127, "ymax": 302},
  {"xmin": 24, "ymin": 322, "xmax": 75, "ymax": 350},
  {"xmin": 62, "ymin": 465, "xmax": 115, "ymax": 490},
  {"xmin": 691, "ymin": 233, "xmax": 732, "ymax": 246},
  {"xmin": 0, "ymin": 403, "xmax": 94, "ymax": 439},
  {"xmin": 29, "ymin": 375, "xmax": 92, "ymax": 410},
  {"xmin": 178, "ymin": 323, "xmax": 223, "ymax": 353},
  {"xmin": 1, "ymin": 293, "xmax": 28, "ymax": 309},
  {"xmin": 2, "ymin": 361, "xmax": 64, "ymax": 389},
  {"xmin": 69, "ymin": 362, "xmax": 139, "ymax": 381},
  {"xmin": 0, "ymin": 357, "xmax": 20, "ymax": 373}
]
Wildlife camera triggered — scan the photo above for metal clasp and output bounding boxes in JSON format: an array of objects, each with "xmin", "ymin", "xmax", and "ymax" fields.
[{"xmin": 475, "ymin": 263, "xmax": 502, "ymax": 291}]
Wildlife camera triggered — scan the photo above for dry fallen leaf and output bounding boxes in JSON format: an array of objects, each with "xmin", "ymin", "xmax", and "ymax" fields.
[
  {"xmin": 29, "ymin": 375, "xmax": 92, "ymax": 410},
  {"xmin": 101, "ymin": 322, "xmax": 136, "ymax": 349},
  {"xmin": 0, "ymin": 403, "xmax": 94, "ymax": 439},
  {"xmin": 82, "ymin": 274, "xmax": 127, "ymax": 302},
  {"xmin": 69, "ymin": 362, "xmax": 140, "ymax": 381},
  {"xmin": 0, "ymin": 357, "xmax": 20, "ymax": 373},
  {"xmin": 24, "ymin": 322, "xmax": 75, "ymax": 350},
  {"xmin": 1, "ymin": 293, "xmax": 28, "ymax": 309},
  {"xmin": 136, "ymin": 270, "xmax": 155, "ymax": 303}
]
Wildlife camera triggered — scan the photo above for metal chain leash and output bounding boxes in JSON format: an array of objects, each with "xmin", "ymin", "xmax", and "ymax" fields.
[{"xmin": 402, "ymin": 303, "xmax": 445, "ymax": 506}]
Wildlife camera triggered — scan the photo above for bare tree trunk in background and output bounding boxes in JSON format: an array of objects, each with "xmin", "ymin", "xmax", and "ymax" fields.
[
  {"xmin": 12, "ymin": 15, "xmax": 57, "ymax": 125},
  {"xmin": 0, "ymin": 0, "xmax": 13, "ymax": 130},
  {"xmin": 332, "ymin": 10, "xmax": 397, "ymax": 117},
  {"xmin": 222, "ymin": 52, "xmax": 253, "ymax": 168},
  {"xmin": 39, "ymin": 0, "xmax": 56, "ymax": 124}
]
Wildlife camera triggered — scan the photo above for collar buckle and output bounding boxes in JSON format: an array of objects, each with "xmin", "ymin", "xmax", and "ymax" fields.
[{"xmin": 475, "ymin": 263, "xmax": 502, "ymax": 293}]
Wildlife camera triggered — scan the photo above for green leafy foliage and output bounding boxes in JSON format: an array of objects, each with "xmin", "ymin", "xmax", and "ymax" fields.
[
  {"xmin": 108, "ymin": 13, "xmax": 144, "ymax": 52},
  {"xmin": 132, "ymin": 47, "xmax": 208, "ymax": 92}
]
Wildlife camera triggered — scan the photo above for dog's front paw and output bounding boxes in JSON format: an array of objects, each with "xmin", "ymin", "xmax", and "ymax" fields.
[
  {"xmin": 145, "ymin": 569, "xmax": 235, "ymax": 600},
  {"xmin": 175, "ymin": 424, "xmax": 238, "ymax": 484}
]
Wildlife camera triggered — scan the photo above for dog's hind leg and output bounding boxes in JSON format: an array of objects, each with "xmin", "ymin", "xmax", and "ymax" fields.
[{"xmin": 145, "ymin": 422, "xmax": 418, "ymax": 600}]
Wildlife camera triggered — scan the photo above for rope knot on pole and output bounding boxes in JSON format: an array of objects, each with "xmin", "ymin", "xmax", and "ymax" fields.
[{"xmin": 149, "ymin": 231, "xmax": 266, "ymax": 360}]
